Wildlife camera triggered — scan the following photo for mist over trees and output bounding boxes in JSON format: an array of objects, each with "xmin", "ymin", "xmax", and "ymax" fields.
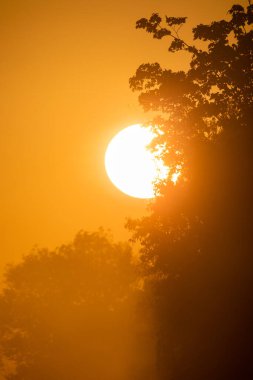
[
  {"xmin": 0, "ymin": 231, "xmax": 155, "ymax": 380},
  {"xmin": 0, "ymin": 2, "xmax": 253, "ymax": 380}
]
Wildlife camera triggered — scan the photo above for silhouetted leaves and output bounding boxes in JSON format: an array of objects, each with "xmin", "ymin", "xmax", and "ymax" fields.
[
  {"xmin": 247, "ymin": 4, "xmax": 253, "ymax": 24},
  {"xmin": 154, "ymin": 28, "xmax": 171, "ymax": 39},
  {"xmin": 193, "ymin": 20, "xmax": 232, "ymax": 41},
  {"xmin": 136, "ymin": 17, "xmax": 149, "ymax": 29},
  {"xmin": 168, "ymin": 38, "xmax": 185, "ymax": 52},
  {"xmin": 136, "ymin": 14, "xmax": 187, "ymax": 42},
  {"xmin": 136, "ymin": 13, "xmax": 162, "ymax": 35},
  {"xmin": 149, "ymin": 13, "xmax": 162, "ymax": 26},
  {"xmin": 129, "ymin": 3, "xmax": 253, "ymax": 379},
  {"xmin": 165, "ymin": 16, "xmax": 187, "ymax": 26}
]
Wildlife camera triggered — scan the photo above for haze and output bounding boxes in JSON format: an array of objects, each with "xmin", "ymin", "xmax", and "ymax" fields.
[{"xmin": 0, "ymin": 0, "xmax": 234, "ymax": 272}]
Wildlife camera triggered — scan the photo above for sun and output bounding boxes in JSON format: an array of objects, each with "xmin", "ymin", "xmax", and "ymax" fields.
[{"xmin": 105, "ymin": 124, "xmax": 168, "ymax": 199}]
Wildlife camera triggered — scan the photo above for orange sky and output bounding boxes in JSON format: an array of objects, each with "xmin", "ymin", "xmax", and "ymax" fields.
[{"xmin": 0, "ymin": 0, "xmax": 235, "ymax": 274}]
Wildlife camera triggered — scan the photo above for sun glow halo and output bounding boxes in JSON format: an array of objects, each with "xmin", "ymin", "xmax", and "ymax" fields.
[{"xmin": 105, "ymin": 124, "xmax": 168, "ymax": 199}]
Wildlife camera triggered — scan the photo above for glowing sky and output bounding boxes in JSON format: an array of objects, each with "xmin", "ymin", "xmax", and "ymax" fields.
[{"xmin": 0, "ymin": 0, "xmax": 235, "ymax": 273}]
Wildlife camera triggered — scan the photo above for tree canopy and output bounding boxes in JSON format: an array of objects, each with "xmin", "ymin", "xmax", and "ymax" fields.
[
  {"xmin": 127, "ymin": 2, "xmax": 253, "ymax": 379},
  {"xmin": 128, "ymin": 1, "xmax": 253, "ymax": 272},
  {"xmin": 0, "ymin": 230, "xmax": 155, "ymax": 380}
]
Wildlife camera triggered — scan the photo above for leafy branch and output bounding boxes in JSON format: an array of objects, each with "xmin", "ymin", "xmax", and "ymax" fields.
[{"xmin": 136, "ymin": 13, "xmax": 198, "ymax": 54}]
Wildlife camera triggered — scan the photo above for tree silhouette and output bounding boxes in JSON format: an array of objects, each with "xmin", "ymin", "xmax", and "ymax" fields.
[
  {"xmin": 127, "ymin": 3, "xmax": 253, "ymax": 379},
  {"xmin": 0, "ymin": 230, "xmax": 155, "ymax": 380}
]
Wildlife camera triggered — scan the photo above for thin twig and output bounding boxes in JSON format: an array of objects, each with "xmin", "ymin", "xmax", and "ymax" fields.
[{"xmin": 157, "ymin": 23, "xmax": 195, "ymax": 51}]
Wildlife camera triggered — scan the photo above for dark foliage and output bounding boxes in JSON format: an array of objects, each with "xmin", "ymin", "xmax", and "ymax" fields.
[{"xmin": 128, "ymin": 3, "xmax": 253, "ymax": 379}]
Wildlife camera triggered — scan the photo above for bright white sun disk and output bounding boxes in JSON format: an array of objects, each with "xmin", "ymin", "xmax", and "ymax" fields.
[{"xmin": 105, "ymin": 124, "xmax": 168, "ymax": 199}]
